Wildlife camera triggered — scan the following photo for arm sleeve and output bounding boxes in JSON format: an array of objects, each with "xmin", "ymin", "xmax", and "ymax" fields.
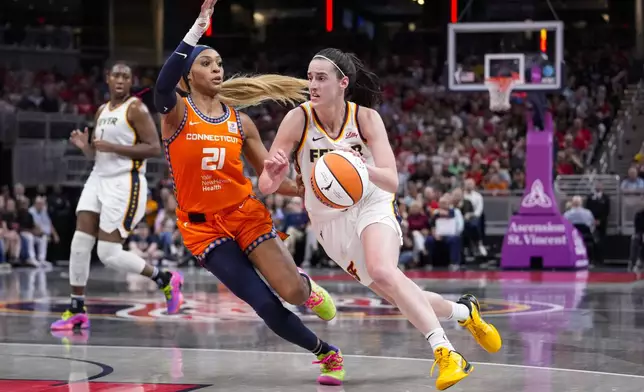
[{"xmin": 154, "ymin": 41, "xmax": 196, "ymax": 114}]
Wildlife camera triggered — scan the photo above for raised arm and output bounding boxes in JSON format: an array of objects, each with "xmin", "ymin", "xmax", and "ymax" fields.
[
  {"xmin": 257, "ymin": 107, "xmax": 306, "ymax": 195},
  {"xmin": 154, "ymin": 0, "xmax": 216, "ymax": 138},
  {"xmin": 358, "ymin": 107, "xmax": 399, "ymax": 193},
  {"xmin": 240, "ymin": 113, "xmax": 300, "ymax": 197}
]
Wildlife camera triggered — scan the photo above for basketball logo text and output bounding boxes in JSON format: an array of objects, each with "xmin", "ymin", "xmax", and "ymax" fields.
[{"xmin": 347, "ymin": 261, "xmax": 361, "ymax": 282}]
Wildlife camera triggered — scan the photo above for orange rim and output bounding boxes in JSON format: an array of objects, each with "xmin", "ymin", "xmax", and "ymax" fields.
[{"xmin": 486, "ymin": 73, "xmax": 520, "ymax": 92}]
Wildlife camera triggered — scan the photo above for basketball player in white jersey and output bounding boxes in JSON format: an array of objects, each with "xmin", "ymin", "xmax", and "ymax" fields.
[
  {"xmin": 259, "ymin": 48, "xmax": 503, "ymax": 390},
  {"xmin": 51, "ymin": 62, "xmax": 184, "ymax": 332}
]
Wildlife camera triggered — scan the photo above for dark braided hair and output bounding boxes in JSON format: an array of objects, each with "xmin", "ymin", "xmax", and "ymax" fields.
[{"xmin": 313, "ymin": 48, "xmax": 382, "ymax": 108}]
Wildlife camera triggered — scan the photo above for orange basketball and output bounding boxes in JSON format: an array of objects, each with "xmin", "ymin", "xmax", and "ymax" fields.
[{"xmin": 311, "ymin": 150, "xmax": 369, "ymax": 209}]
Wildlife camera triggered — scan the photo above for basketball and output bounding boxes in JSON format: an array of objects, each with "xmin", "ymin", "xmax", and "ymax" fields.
[{"xmin": 311, "ymin": 150, "xmax": 369, "ymax": 209}]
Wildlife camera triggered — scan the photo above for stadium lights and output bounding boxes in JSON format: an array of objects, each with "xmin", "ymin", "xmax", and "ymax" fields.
[
  {"xmin": 326, "ymin": 0, "xmax": 333, "ymax": 32},
  {"xmin": 205, "ymin": 16, "xmax": 212, "ymax": 36}
]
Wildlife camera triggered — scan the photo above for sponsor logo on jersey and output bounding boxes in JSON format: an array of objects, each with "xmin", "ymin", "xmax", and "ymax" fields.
[
  {"xmin": 227, "ymin": 121, "xmax": 238, "ymax": 134},
  {"xmin": 345, "ymin": 130, "xmax": 359, "ymax": 139}
]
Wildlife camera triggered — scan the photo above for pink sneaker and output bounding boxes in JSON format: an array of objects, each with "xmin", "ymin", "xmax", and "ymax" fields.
[
  {"xmin": 50, "ymin": 329, "xmax": 91, "ymax": 345},
  {"xmin": 161, "ymin": 271, "xmax": 184, "ymax": 314},
  {"xmin": 50, "ymin": 309, "xmax": 90, "ymax": 331}
]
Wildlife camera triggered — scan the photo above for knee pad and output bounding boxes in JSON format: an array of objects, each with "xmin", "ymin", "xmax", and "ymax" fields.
[
  {"xmin": 96, "ymin": 240, "xmax": 124, "ymax": 269},
  {"xmin": 69, "ymin": 231, "xmax": 96, "ymax": 286},
  {"xmin": 97, "ymin": 240, "xmax": 146, "ymax": 274}
]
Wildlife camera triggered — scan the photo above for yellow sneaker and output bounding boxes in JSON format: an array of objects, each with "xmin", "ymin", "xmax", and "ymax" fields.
[
  {"xmin": 457, "ymin": 294, "xmax": 503, "ymax": 353},
  {"xmin": 430, "ymin": 347, "xmax": 473, "ymax": 390},
  {"xmin": 299, "ymin": 268, "xmax": 337, "ymax": 321}
]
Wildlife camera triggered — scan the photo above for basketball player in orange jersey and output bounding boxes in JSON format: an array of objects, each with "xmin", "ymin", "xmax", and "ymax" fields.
[
  {"xmin": 51, "ymin": 62, "xmax": 184, "ymax": 332},
  {"xmin": 154, "ymin": 0, "xmax": 345, "ymax": 385},
  {"xmin": 260, "ymin": 48, "xmax": 503, "ymax": 390}
]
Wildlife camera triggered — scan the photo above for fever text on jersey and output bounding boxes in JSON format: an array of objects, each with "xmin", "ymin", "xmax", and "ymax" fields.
[{"xmin": 309, "ymin": 145, "xmax": 362, "ymax": 162}]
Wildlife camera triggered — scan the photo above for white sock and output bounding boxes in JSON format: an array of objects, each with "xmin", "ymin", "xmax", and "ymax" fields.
[
  {"xmin": 447, "ymin": 301, "xmax": 471, "ymax": 322},
  {"xmin": 425, "ymin": 328, "xmax": 455, "ymax": 351}
]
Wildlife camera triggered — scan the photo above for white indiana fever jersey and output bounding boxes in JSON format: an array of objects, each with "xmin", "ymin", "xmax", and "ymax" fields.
[
  {"xmin": 91, "ymin": 96, "xmax": 147, "ymax": 177},
  {"xmin": 295, "ymin": 101, "xmax": 378, "ymax": 221}
]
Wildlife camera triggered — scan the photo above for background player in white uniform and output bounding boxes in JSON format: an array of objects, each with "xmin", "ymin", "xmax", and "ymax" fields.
[
  {"xmin": 259, "ymin": 48, "xmax": 502, "ymax": 390},
  {"xmin": 51, "ymin": 62, "xmax": 184, "ymax": 332}
]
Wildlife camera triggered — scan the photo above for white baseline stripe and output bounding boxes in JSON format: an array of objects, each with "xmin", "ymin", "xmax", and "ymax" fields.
[{"xmin": 0, "ymin": 342, "xmax": 642, "ymax": 380}]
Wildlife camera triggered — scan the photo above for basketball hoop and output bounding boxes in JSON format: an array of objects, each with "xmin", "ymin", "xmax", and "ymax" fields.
[{"xmin": 485, "ymin": 74, "xmax": 520, "ymax": 112}]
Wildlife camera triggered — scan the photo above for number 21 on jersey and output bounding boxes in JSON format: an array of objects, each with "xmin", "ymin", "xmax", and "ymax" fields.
[{"xmin": 201, "ymin": 147, "xmax": 226, "ymax": 171}]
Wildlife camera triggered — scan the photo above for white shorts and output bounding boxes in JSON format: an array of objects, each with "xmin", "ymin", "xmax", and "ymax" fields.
[
  {"xmin": 311, "ymin": 189, "xmax": 403, "ymax": 287},
  {"xmin": 76, "ymin": 172, "xmax": 148, "ymax": 238}
]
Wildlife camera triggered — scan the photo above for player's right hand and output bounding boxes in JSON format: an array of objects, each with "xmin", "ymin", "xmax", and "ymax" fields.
[
  {"xmin": 195, "ymin": 0, "xmax": 217, "ymax": 32},
  {"xmin": 264, "ymin": 149, "xmax": 290, "ymax": 180},
  {"xmin": 338, "ymin": 146, "xmax": 366, "ymax": 163},
  {"xmin": 69, "ymin": 127, "xmax": 89, "ymax": 149}
]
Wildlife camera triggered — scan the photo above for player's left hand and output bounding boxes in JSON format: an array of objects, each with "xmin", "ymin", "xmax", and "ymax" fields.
[
  {"xmin": 264, "ymin": 149, "xmax": 290, "ymax": 179},
  {"xmin": 93, "ymin": 140, "xmax": 116, "ymax": 153}
]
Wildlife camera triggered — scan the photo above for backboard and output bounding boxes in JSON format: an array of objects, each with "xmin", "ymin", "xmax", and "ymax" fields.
[{"xmin": 447, "ymin": 21, "xmax": 564, "ymax": 92}]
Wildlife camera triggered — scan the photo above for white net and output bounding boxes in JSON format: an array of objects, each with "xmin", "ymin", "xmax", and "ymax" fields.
[{"xmin": 485, "ymin": 77, "xmax": 517, "ymax": 112}]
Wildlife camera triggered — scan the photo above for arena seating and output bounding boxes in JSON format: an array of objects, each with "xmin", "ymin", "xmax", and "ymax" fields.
[{"xmin": 0, "ymin": 40, "xmax": 635, "ymax": 269}]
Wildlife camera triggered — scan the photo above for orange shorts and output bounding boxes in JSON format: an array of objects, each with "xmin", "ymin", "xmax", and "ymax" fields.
[{"xmin": 176, "ymin": 196, "xmax": 287, "ymax": 261}]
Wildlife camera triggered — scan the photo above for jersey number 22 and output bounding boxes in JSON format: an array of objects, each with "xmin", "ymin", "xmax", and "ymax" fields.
[{"xmin": 201, "ymin": 147, "xmax": 226, "ymax": 171}]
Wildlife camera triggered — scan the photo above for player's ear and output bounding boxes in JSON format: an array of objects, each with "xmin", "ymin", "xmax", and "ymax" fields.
[{"xmin": 339, "ymin": 75, "xmax": 349, "ymax": 90}]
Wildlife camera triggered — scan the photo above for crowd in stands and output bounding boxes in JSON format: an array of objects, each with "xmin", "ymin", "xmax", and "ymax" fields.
[
  {"xmin": 0, "ymin": 23, "xmax": 76, "ymax": 51},
  {"xmin": 0, "ymin": 40, "xmax": 634, "ymax": 269},
  {"xmin": 0, "ymin": 183, "xmax": 67, "ymax": 270},
  {"xmin": 624, "ymin": 143, "xmax": 644, "ymax": 191}
]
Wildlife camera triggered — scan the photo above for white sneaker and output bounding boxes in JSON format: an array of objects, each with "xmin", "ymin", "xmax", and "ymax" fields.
[
  {"xmin": 40, "ymin": 260, "xmax": 53, "ymax": 269},
  {"xmin": 24, "ymin": 258, "xmax": 39, "ymax": 268},
  {"xmin": 478, "ymin": 243, "xmax": 488, "ymax": 257}
]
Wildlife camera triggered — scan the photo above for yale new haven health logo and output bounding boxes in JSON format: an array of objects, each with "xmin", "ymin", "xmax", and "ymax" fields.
[{"xmin": 0, "ymin": 295, "xmax": 561, "ymax": 322}]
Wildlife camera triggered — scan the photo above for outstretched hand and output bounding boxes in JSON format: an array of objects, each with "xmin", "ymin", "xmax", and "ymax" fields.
[
  {"xmin": 199, "ymin": 0, "xmax": 217, "ymax": 23},
  {"xmin": 69, "ymin": 127, "xmax": 89, "ymax": 150},
  {"xmin": 192, "ymin": 0, "xmax": 217, "ymax": 35},
  {"xmin": 264, "ymin": 149, "xmax": 290, "ymax": 180}
]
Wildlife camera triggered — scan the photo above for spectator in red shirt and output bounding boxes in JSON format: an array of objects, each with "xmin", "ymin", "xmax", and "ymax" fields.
[
  {"xmin": 407, "ymin": 201, "xmax": 430, "ymax": 264},
  {"xmin": 74, "ymin": 92, "xmax": 96, "ymax": 117},
  {"xmin": 466, "ymin": 161, "xmax": 485, "ymax": 186},
  {"xmin": 556, "ymin": 151, "xmax": 575, "ymax": 175},
  {"xmin": 572, "ymin": 118, "xmax": 592, "ymax": 149},
  {"xmin": 407, "ymin": 201, "xmax": 429, "ymax": 232}
]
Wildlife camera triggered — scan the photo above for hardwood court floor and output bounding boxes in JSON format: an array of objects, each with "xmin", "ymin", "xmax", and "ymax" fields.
[{"xmin": 0, "ymin": 267, "xmax": 642, "ymax": 391}]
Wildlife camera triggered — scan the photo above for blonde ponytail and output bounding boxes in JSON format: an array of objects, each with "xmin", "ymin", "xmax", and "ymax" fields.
[{"xmin": 218, "ymin": 74, "xmax": 309, "ymax": 108}]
